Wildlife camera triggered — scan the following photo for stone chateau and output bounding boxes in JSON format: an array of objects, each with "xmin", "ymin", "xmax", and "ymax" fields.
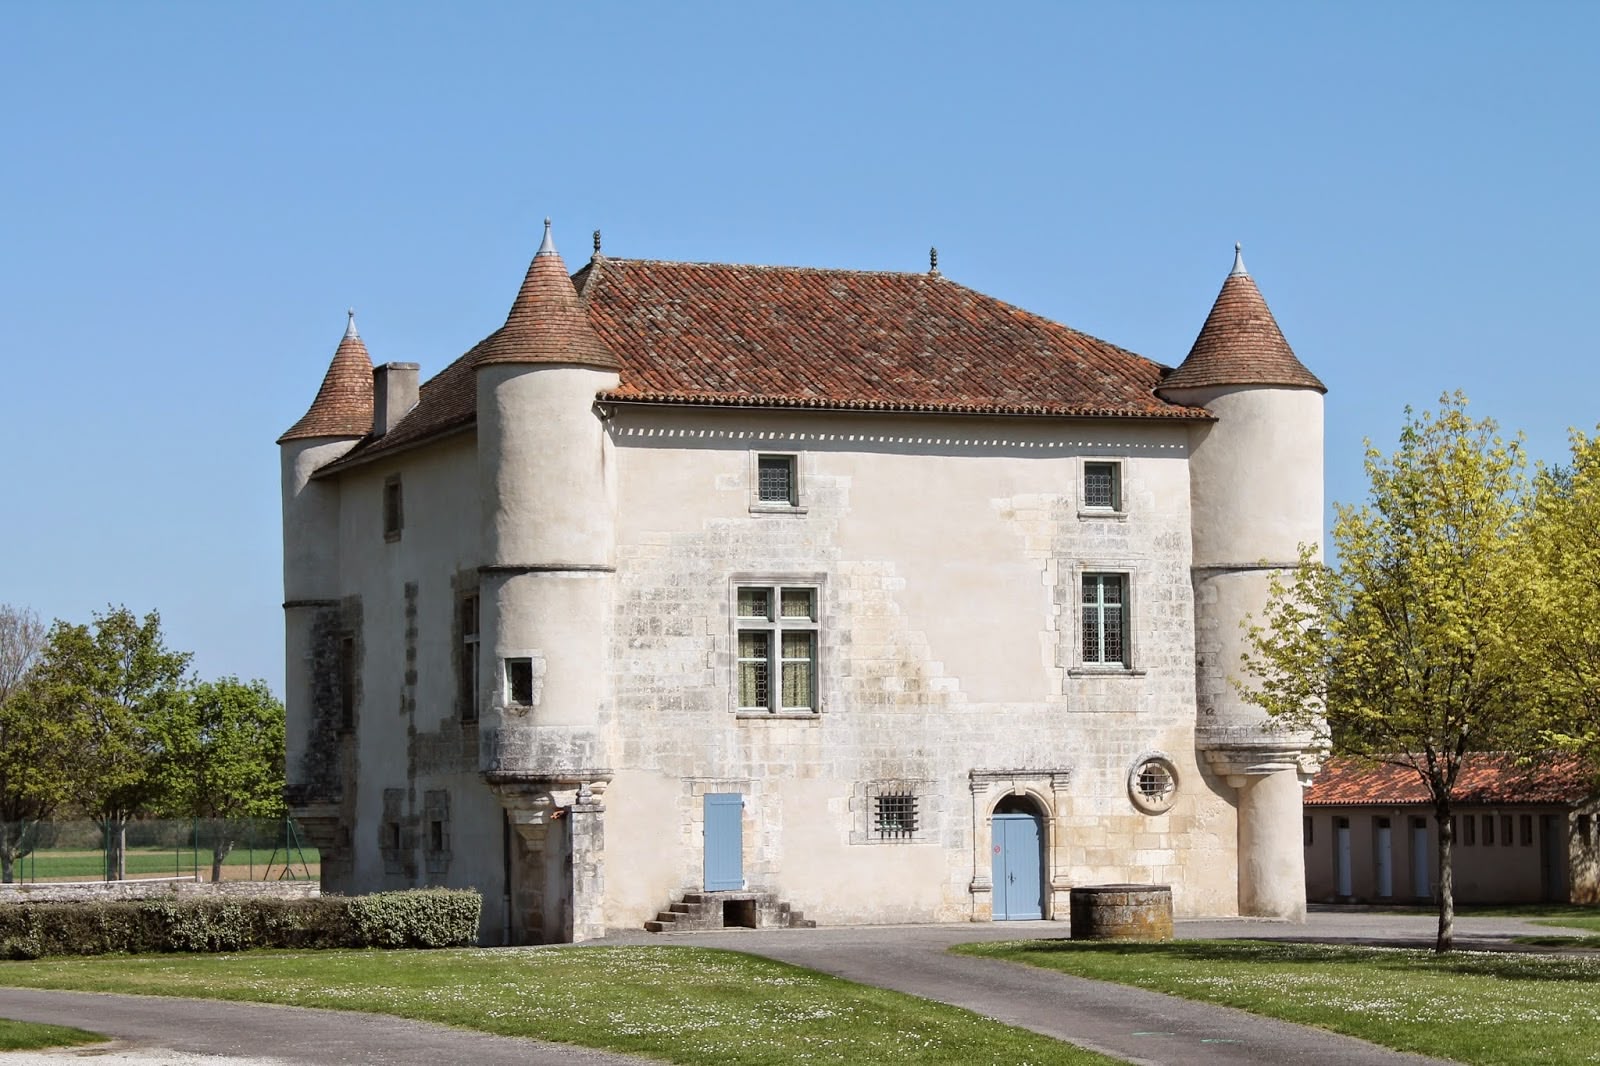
[{"xmin": 278, "ymin": 221, "xmax": 1325, "ymax": 942}]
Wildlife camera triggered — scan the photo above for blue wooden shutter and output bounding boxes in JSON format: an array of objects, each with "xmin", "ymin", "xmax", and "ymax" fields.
[{"xmin": 704, "ymin": 793, "xmax": 744, "ymax": 890}]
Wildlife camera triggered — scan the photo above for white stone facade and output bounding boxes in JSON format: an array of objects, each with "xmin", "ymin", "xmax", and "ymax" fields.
[{"xmin": 279, "ymin": 237, "xmax": 1325, "ymax": 942}]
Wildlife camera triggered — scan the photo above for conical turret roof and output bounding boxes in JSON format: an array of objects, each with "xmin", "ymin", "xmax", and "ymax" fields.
[
  {"xmin": 472, "ymin": 219, "xmax": 620, "ymax": 369},
  {"xmin": 1159, "ymin": 245, "xmax": 1324, "ymax": 394},
  {"xmin": 278, "ymin": 311, "xmax": 375, "ymax": 442}
]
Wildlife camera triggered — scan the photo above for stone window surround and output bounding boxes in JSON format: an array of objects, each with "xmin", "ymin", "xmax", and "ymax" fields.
[
  {"xmin": 423, "ymin": 789, "xmax": 451, "ymax": 877},
  {"xmin": 729, "ymin": 573, "xmax": 827, "ymax": 717},
  {"xmin": 1065, "ymin": 560, "xmax": 1145, "ymax": 677},
  {"xmin": 850, "ymin": 779, "xmax": 938, "ymax": 845},
  {"xmin": 455, "ymin": 587, "xmax": 480, "ymax": 724},
  {"xmin": 1127, "ymin": 751, "xmax": 1179, "ymax": 815},
  {"xmin": 1079, "ymin": 456, "xmax": 1128, "ymax": 519},
  {"xmin": 748, "ymin": 450, "xmax": 808, "ymax": 515},
  {"xmin": 382, "ymin": 473, "xmax": 404, "ymax": 542}
]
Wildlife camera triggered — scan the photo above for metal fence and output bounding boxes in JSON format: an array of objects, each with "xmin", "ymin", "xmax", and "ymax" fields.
[{"xmin": 0, "ymin": 818, "xmax": 320, "ymax": 884}]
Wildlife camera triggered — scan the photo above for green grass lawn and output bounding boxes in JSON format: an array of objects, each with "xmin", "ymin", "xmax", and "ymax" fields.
[
  {"xmin": 954, "ymin": 938, "xmax": 1600, "ymax": 1066},
  {"xmin": 0, "ymin": 1019, "xmax": 102, "ymax": 1050},
  {"xmin": 0, "ymin": 946, "xmax": 1115, "ymax": 1066}
]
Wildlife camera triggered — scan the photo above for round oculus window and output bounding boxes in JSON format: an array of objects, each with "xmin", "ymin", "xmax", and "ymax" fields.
[{"xmin": 1129, "ymin": 756, "xmax": 1178, "ymax": 814}]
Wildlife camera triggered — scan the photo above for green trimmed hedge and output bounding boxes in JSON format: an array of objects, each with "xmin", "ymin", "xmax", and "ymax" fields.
[{"xmin": 0, "ymin": 889, "xmax": 481, "ymax": 959}]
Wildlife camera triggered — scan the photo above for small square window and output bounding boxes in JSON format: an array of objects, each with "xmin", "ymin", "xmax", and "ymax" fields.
[
  {"xmin": 383, "ymin": 475, "xmax": 404, "ymax": 541},
  {"xmin": 875, "ymin": 793, "xmax": 917, "ymax": 840},
  {"xmin": 758, "ymin": 454, "xmax": 796, "ymax": 505},
  {"xmin": 1083, "ymin": 462, "xmax": 1121, "ymax": 511},
  {"xmin": 506, "ymin": 657, "xmax": 534, "ymax": 705}
]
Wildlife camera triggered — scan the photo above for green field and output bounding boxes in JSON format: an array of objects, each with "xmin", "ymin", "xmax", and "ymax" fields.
[
  {"xmin": 7, "ymin": 845, "xmax": 320, "ymax": 882},
  {"xmin": 955, "ymin": 938, "xmax": 1600, "ymax": 1066},
  {"xmin": 0, "ymin": 946, "xmax": 1113, "ymax": 1065}
]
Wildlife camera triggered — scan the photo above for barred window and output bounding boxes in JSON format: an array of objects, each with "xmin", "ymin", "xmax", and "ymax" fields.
[
  {"xmin": 1082, "ymin": 573, "xmax": 1129, "ymax": 666},
  {"xmin": 1083, "ymin": 462, "xmax": 1121, "ymax": 510},
  {"xmin": 875, "ymin": 793, "xmax": 918, "ymax": 840},
  {"xmin": 757, "ymin": 454, "xmax": 797, "ymax": 505},
  {"xmin": 737, "ymin": 584, "xmax": 818, "ymax": 713}
]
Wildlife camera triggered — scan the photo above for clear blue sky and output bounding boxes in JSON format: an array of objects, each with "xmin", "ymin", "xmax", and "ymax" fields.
[{"xmin": 3, "ymin": 3, "xmax": 1596, "ymax": 695}]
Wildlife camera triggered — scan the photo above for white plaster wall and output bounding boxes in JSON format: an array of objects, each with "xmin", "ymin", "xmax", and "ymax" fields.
[
  {"xmin": 603, "ymin": 406, "xmax": 1239, "ymax": 927},
  {"xmin": 332, "ymin": 436, "xmax": 489, "ymax": 890}
]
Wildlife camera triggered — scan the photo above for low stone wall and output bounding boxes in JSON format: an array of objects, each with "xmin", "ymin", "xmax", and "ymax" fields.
[
  {"xmin": 1069, "ymin": 883, "xmax": 1173, "ymax": 941},
  {"xmin": 0, "ymin": 878, "xmax": 320, "ymax": 904}
]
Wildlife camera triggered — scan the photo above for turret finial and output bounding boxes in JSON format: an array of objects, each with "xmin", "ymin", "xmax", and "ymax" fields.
[
  {"xmin": 537, "ymin": 217, "xmax": 557, "ymax": 257},
  {"xmin": 593, "ymin": 229, "xmax": 602, "ymax": 254},
  {"xmin": 929, "ymin": 246, "xmax": 939, "ymax": 275},
  {"xmin": 344, "ymin": 308, "xmax": 359, "ymax": 338},
  {"xmin": 1230, "ymin": 242, "xmax": 1248, "ymax": 277}
]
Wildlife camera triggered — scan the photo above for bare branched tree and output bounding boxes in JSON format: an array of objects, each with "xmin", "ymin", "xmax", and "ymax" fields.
[{"xmin": 0, "ymin": 604, "xmax": 46, "ymax": 707}]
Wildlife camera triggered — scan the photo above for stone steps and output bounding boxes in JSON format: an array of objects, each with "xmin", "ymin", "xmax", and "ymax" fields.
[{"xmin": 645, "ymin": 889, "xmax": 816, "ymax": 932}]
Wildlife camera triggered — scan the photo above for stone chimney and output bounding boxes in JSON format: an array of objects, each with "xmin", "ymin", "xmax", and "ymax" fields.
[{"xmin": 372, "ymin": 362, "xmax": 420, "ymax": 438}]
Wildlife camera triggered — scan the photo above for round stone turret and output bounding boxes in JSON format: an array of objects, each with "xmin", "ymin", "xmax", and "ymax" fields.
[
  {"xmin": 1159, "ymin": 246, "xmax": 1324, "ymax": 920},
  {"xmin": 277, "ymin": 312, "xmax": 374, "ymax": 889}
]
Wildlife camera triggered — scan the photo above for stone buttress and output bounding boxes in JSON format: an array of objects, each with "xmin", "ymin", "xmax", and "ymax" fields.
[{"xmin": 1158, "ymin": 245, "xmax": 1327, "ymax": 920}]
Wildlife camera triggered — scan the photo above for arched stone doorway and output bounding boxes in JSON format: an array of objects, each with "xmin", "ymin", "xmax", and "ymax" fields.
[{"xmin": 991, "ymin": 794, "xmax": 1046, "ymax": 920}]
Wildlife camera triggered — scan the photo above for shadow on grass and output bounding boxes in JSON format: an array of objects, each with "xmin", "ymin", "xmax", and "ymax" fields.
[{"xmin": 972, "ymin": 937, "xmax": 1600, "ymax": 983}]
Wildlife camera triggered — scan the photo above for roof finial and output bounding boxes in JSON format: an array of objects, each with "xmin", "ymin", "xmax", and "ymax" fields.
[
  {"xmin": 929, "ymin": 246, "xmax": 939, "ymax": 275},
  {"xmin": 593, "ymin": 229, "xmax": 602, "ymax": 254},
  {"xmin": 536, "ymin": 217, "xmax": 557, "ymax": 257},
  {"xmin": 344, "ymin": 308, "xmax": 359, "ymax": 339},
  {"xmin": 1230, "ymin": 241, "xmax": 1248, "ymax": 277}
]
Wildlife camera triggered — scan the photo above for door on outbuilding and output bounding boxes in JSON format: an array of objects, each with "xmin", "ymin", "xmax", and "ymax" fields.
[{"xmin": 991, "ymin": 796, "xmax": 1045, "ymax": 920}]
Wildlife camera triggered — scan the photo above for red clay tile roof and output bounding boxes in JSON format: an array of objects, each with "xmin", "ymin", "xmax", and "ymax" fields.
[
  {"xmin": 310, "ymin": 246, "xmax": 1210, "ymax": 474},
  {"xmin": 1305, "ymin": 754, "xmax": 1598, "ymax": 807},
  {"xmin": 278, "ymin": 316, "xmax": 374, "ymax": 443},
  {"xmin": 582, "ymin": 259, "xmax": 1206, "ymax": 419},
  {"xmin": 473, "ymin": 223, "xmax": 619, "ymax": 370},
  {"xmin": 1158, "ymin": 254, "xmax": 1324, "ymax": 394}
]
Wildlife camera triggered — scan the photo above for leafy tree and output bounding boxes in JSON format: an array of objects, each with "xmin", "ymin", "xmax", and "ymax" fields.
[
  {"xmin": 0, "ymin": 604, "xmax": 78, "ymax": 882},
  {"xmin": 159, "ymin": 677, "xmax": 287, "ymax": 880},
  {"xmin": 28, "ymin": 607, "xmax": 191, "ymax": 880},
  {"xmin": 1241, "ymin": 394, "xmax": 1545, "ymax": 952},
  {"xmin": 1526, "ymin": 432, "xmax": 1600, "ymax": 763}
]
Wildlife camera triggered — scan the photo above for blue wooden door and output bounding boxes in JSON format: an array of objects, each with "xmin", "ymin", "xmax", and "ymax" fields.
[
  {"xmin": 704, "ymin": 793, "xmax": 744, "ymax": 891},
  {"xmin": 991, "ymin": 812, "xmax": 1044, "ymax": 919}
]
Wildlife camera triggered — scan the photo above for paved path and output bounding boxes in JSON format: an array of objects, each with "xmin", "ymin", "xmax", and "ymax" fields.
[
  {"xmin": 0, "ymin": 911, "xmax": 1568, "ymax": 1064},
  {"xmin": 595, "ymin": 916, "xmax": 1484, "ymax": 1066},
  {"xmin": 0, "ymin": 988, "xmax": 648, "ymax": 1065}
]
